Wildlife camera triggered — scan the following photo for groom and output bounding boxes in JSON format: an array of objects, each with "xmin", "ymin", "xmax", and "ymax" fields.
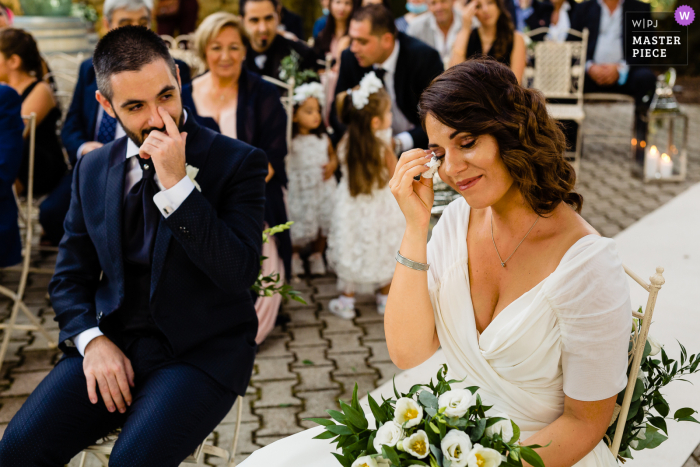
[{"xmin": 0, "ymin": 26, "xmax": 267, "ymax": 466}]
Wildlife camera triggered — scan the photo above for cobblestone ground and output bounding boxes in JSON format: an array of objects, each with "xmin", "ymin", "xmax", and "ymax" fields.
[{"xmin": 0, "ymin": 103, "xmax": 698, "ymax": 466}]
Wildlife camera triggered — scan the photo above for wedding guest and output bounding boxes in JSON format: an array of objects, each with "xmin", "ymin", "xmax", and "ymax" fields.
[
  {"xmin": 155, "ymin": 0, "xmax": 199, "ymax": 36},
  {"xmin": 395, "ymin": 0, "xmax": 428, "ymax": 33},
  {"xmin": 62, "ymin": 0, "xmax": 192, "ymax": 164},
  {"xmin": 526, "ymin": 0, "xmax": 577, "ymax": 42},
  {"xmin": 332, "ymin": 4, "xmax": 444, "ymax": 153},
  {"xmin": 407, "ymin": 0, "xmax": 463, "ymax": 67},
  {"xmin": 182, "ymin": 12, "xmax": 292, "ymax": 281},
  {"xmin": 278, "ymin": 4, "xmax": 304, "ymax": 39},
  {"xmin": 0, "ymin": 26, "xmax": 267, "ymax": 465},
  {"xmin": 314, "ymin": 0, "xmax": 357, "ymax": 124},
  {"xmin": 361, "ymin": 0, "xmax": 391, "ymax": 7},
  {"xmin": 449, "ymin": 0, "xmax": 526, "ymax": 84},
  {"xmin": 312, "ymin": 0, "xmax": 330, "ymax": 39},
  {"xmin": 0, "ymin": 2, "xmax": 13, "ymax": 27},
  {"xmin": 0, "ymin": 84, "xmax": 23, "ymax": 268},
  {"xmin": 242, "ymin": 0, "xmax": 316, "ymax": 79},
  {"xmin": 571, "ymin": 0, "xmax": 656, "ymax": 167}
]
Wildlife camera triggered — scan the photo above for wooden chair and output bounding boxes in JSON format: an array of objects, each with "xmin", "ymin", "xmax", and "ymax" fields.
[
  {"xmin": 0, "ymin": 114, "xmax": 58, "ymax": 365},
  {"xmin": 261, "ymin": 75, "xmax": 296, "ymax": 150},
  {"xmin": 608, "ymin": 265, "xmax": 665, "ymax": 457},
  {"xmin": 524, "ymin": 28, "xmax": 588, "ymax": 173},
  {"xmin": 78, "ymin": 394, "xmax": 245, "ymax": 466}
]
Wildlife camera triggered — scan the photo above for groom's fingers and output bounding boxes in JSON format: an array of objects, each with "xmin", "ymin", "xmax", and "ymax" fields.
[
  {"xmin": 96, "ymin": 374, "xmax": 115, "ymax": 412},
  {"xmin": 86, "ymin": 372, "xmax": 98, "ymax": 404},
  {"xmin": 106, "ymin": 372, "xmax": 127, "ymax": 413},
  {"xmin": 159, "ymin": 107, "xmax": 181, "ymax": 141},
  {"xmin": 115, "ymin": 369, "xmax": 132, "ymax": 407}
]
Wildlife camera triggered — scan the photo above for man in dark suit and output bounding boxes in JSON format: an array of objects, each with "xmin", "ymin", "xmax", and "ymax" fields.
[
  {"xmin": 332, "ymin": 4, "xmax": 444, "ymax": 152},
  {"xmin": 571, "ymin": 0, "xmax": 656, "ymax": 164},
  {"xmin": 0, "ymin": 84, "xmax": 23, "ymax": 268},
  {"xmin": 242, "ymin": 0, "xmax": 316, "ymax": 79},
  {"xmin": 0, "ymin": 26, "xmax": 266, "ymax": 466}
]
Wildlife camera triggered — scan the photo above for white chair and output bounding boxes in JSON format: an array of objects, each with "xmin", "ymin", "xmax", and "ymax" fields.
[
  {"xmin": 261, "ymin": 75, "xmax": 296, "ymax": 150},
  {"xmin": 161, "ymin": 34, "xmax": 206, "ymax": 79},
  {"xmin": 0, "ymin": 114, "xmax": 58, "ymax": 365},
  {"xmin": 78, "ymin": 394, "xmax": 245, "ymax": 466},
  {"xmin": 608, "ymin": 265, "xmax": 665, "ymax": 458},
  {"xmin": 524, "ymin": 28, "xmax": 588, "ymax": 173}
]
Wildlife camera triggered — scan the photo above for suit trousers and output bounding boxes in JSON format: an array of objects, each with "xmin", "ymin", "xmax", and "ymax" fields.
[{"xmin": 0, "ymin": 336, "xmax": 236, "ymax": 467}]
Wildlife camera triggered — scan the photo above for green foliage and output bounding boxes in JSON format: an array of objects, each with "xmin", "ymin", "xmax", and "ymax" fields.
[
  {"xmin": 250, "ymin": 222, "xmax": 306, "ymax": 304},
  {"xmin": 606, "ymin": 317, "xmax": 700, "ymax": 460},
  {"xmin": 306, "ymin": 365, "xmax": 546, "ymax": 467},
  {"xmin": 71, "ymin": 2, "xmax": 98, "ymax": 23},
  {"xmin": 279, "ymin": 50, "xmax": 319, "ymax": 85}
]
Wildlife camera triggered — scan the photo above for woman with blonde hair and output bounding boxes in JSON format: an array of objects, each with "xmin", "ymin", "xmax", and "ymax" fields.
[{"xmin": 182, "ymin": 12, "xmax": 290, "ymax": 343}]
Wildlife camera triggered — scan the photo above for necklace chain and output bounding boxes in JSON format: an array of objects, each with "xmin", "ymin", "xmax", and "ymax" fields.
[{"xmin": 490, "ymin": 214, "xmax": 540, "ymax": 267}]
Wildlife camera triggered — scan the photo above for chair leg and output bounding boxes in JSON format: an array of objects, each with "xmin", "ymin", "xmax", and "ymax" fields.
[
  {"xmin": 575, "ymin": 120, "xmax": 584, "ymax": 174},
  {"xmin": 78, "ymin": 451, "xmax": 88, "ymax": 467},
  {"xmin": 18, "ymin": 301, "xmax": 57, "ymax": 348},
  {"xmin": 227, "ymin": 396, "xmax": 244, "ymax": 467}
]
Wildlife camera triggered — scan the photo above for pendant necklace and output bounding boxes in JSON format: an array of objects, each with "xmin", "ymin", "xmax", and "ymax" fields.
[{"xmin": 490, "ymin": 214, "xmax": 540, "ymax": 267}]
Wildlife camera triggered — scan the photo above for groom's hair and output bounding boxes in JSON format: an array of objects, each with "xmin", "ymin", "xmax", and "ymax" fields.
[{"xmin": 93, "ymin": 25, "xmax": 177, "ymax": 102}]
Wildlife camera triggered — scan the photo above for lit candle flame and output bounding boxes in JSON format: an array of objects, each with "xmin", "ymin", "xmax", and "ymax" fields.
[
  {"xmin": 649, "ymin": 145, "xmax": 658, "ymax": 155},
  {"xmin": 662, "ymin": 153, "xmax": 671, "ymax": 162},
  {"xmin": 640, "ymin": 141, "xmax": 647, "ymax": 148}
]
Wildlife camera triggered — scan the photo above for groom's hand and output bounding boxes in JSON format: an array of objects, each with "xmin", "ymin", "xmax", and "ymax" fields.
[
  {"xmin": 139, "ymin": 107, "xmax": 188, "ymax": 190},
  {"xmin": 83, "ymin": 336, "xmax": 135, "ymax": 413}
]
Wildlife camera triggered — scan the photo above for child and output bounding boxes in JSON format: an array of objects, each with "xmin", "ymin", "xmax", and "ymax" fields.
[
  {"xmin": 286, "ymin": 82, "xmax": 338, "ymax": 276},
  {"xmin": 327, "ymin": 72, "xmax": 406, "ymax": 319}
]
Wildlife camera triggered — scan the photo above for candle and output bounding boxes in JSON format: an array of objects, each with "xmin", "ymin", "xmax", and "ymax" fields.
[
  {"xmin": 645, "ymin": 145, "xmax": 659, "ymax": 179},
  {"xmin": 660, "ymin": 153, "xmax": 673, "ymax": 178}
]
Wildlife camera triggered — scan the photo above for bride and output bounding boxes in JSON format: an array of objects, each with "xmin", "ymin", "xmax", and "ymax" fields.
[{"xmin": 241, "ymin": 59, "xmax": 631, "ymax": 467}]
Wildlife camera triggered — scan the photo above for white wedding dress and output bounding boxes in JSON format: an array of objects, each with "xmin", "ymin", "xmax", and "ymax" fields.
[{"xmin": 241, "ymin": 198, "xmax": 631, "ymax": 467}]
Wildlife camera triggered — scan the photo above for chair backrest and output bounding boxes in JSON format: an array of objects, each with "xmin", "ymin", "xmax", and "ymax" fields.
[
  {"xmin": 524, "ymin": 28, "xmax": 588, "ymax": 103},
  {"xmin": 609, "ymin": 265, "xmax": 665, "ymax": 458},
  {"xmin": 261, "ymin": 75, "xmax": 296, "ymax": 150}
]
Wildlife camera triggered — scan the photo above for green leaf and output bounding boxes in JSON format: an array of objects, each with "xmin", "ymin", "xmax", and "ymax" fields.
[
  {"xmin": 331, "ymin": 452, "xmax": 353, "ymax": 467},
  {"xmin": 313, "ymin": 430, "xmax": 337, "ymax": 440},
  {"xmin": 632, "ymin": 377, "xmax": 645, "ymax": 402},
  {"xmin": 429, "ymin": 454, "xmax": 441, "ymax": 467},
  {"xmin": 382, "ymin": 445, "xmax": 401, "ymax": 466},
  {"xmin": 352, "ymin": 383, "xmax": 361, "ymax": 412},
  {"xmin": 304, "ymin": 417, "xmax": 335, "ymax": 427},
  {"xmin": 643, "ymin": 340, "xmax": 652, "ymax": 359},
  {"xmin": 368, "ymin": 394, "xmax": 386, "ymax": 424},
  {"xmin": 327, "ymin": 409, "xmax": 347, "ymax": 424},
  {"xmin": 302, "ymin": 359, "xmax": 314, "ymax": 365},
  {"xmin": 653, "ymin": 396, "xmax": 670, "ymax": 418},
  {"xmin": 645, "ymin": 429, "xmax": 668, "ymax": 449},
  {"xmin": 627, "ymin": 399, "xmax": 642, "ymax": 421},
  {"xmin": 509, "ymin": 420, "xmax": 521, "ymax": 444},
  {"xmin": 326, "ymin": 424, "xmax": 354, "ymax": 436},
  {"xmin": 648, "ymin": 416, "xmax": 668, "ymax": 434},
  {"xmin": 470, "ymin": 418, "xmax": 487, "ymax": 442},
  {"xmin": 520, "ymin": 446, "xmax": 545, "ymax": 467},
  {"xmin": 393, "ymin": 375, "xmax": 400, "ymax": 399},
  {"xmin": 429, "ymin": 422, "xmax": 440, "ymax": 434},
  {"xmin": 674, "ymin": 408, "xmax": 697, "ymax": 419},
  {"xmin": 465, "ymin": 386, "xmax": 480, "ymax": 395},
  {"xmin": 340, "ymin": 400, "xmax": 368, "ymax": 431},
  {"xmin": 419, "ymin": 390, "xmax": 439, "ymax": 409}
]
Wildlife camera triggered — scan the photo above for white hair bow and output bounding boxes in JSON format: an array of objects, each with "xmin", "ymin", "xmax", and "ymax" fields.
[
  {"xmin": 347, "ymin": 71, "xmax": 384, "ymax": 110},
  {"xmin": 293, "ymin": 81, "xmax": 325, "ymax": 107}
]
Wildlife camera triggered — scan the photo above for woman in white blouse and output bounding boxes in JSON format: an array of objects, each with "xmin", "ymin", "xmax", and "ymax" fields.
[{"xmin": 386, "ymin": 58, "xmax": 629, "ymax": 466}]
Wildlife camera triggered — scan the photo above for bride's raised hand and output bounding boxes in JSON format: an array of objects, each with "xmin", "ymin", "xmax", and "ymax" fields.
[{"xmin": 389, "ymin": 148, "xmax": 437, "ymax": 231}]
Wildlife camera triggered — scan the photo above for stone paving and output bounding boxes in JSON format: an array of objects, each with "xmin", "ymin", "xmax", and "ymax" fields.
[{"xmin": 0, "ymin": 103, "xmax": 699, "ymax": 466}]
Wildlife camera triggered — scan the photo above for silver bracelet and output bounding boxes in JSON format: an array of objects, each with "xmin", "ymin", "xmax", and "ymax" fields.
[{"xmin": 395, "ymin": 251, "xmax": 430, "ymax": 271}]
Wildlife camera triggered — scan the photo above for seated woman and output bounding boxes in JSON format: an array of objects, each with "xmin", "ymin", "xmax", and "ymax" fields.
[
  {"xmin": 449, "ymin": 0, "xmax": 526, "ymax": 83},
  {"xmin": 0, "ymin": 28, "xmax": 70, "ymax": 246},
  {"xmin": 313, "ymin": 0, "xmax": 356, "ymax": 126},
  {"xmin": 239, "ymin": 59, "xmax": 630, "ymax": 467},
  {"xmin": 182, "ymin": 12, "xmax": 291, "ymax": 342}
]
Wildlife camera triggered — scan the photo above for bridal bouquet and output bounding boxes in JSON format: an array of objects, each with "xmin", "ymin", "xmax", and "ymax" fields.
[
  {"xmin": 606, "ymin": 314, "xmax": 700, "ymax": 461},
  {"xmin": 307, "ymin": 365, "xmax": 546, "ymax": 467}
]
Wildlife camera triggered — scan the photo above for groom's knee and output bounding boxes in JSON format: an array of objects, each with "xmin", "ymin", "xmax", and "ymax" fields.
[{"xmin": 0, "ymin": 422, "xmax": 66, "ymax": 465}]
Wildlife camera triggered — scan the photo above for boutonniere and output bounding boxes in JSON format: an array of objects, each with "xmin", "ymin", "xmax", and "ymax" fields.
[{"xmin": 185, "ymin": 164, "xmax": 201, "ymax": 192}]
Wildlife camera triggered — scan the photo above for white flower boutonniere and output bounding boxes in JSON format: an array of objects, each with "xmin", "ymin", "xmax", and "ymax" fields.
[{"xmin": 186, "ymin": 164, "xmax": 201, "ymax": 192}]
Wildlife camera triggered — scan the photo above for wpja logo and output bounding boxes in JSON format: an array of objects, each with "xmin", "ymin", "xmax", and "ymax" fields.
[{"xmin": 675, "ymin": 5, "xmax": 694, "ymax": 26}]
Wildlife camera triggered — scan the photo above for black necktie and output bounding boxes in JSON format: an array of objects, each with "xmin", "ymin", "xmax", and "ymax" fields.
[
  {"xmin": 374, "ymin": 67, "xmax": 386, "ymax": 83},
  {"xmin": 123, "ymin": 157, "xmax": 160, "ymax": 266}
]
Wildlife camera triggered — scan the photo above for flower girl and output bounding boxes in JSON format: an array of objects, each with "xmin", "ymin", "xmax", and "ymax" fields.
[
  {"xmin": 286, "ymin": 82, "xmax": 338, "ymax": 276},
  {"xmin": 327, "ymin": 72, "xmax": 405, "ymax": 319}
]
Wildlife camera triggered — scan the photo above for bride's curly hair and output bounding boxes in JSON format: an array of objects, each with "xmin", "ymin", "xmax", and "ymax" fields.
[{"xmin": 418, "ymin": 58, "xmax": 583, "ymax": 216}]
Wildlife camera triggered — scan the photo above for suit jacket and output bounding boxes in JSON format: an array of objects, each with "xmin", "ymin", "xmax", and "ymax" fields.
[
  {"xmin": 49, "ymin": 114, "xmax": 267, "ymax": 395},
  {"xmin": 281, "ymin": 6, "xmax": 304, "ymax": 40},
  {"xmin": 244, "ymin": 34, "xmax": 316, "ymax": 80},
  {"xmin": 0, "ymin": 85, "xmax": 24, "ymax": 268},
  {"xmin": 61, "ymin": 57, "xmax": 191, "ymax": 165},
  {"xmin": 570, "ymin": 0, "xmax": 651, "ymax": 66},
  {"xmin": 181, "ymin": 69, "xmax": 292, "ymax": 277},
  {"xmin": 331, "ymin": 32, "xmax": 444, "ymax": 149}
]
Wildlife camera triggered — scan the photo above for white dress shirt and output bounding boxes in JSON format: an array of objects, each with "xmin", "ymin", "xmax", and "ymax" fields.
[
  {"xmin": 546, "ymin": 2, "xmax": 571, "ymax": 42},
  {"xmin": 374, "ymin": 40, "xmax": 415, "ymax": 151},
  {"xmin": 587, "ymin": 0, "xmax": 629, "ymax": 82},
  {"xmin": 73, "ymin": 112, "xmax": 195, "ymax": 356},
  {"xmin": 429, "ymin": 11, "xmax": 463, "ymax": 67}
]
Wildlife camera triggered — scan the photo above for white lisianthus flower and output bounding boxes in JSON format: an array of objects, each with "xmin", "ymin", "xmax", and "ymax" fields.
[
  {"xmin": 373, "ymin": 421, "xmax": 404, "ymax": 453},
  {"xmin": 394, "ymin": 397, "xmax": 423, "ymax": 428},
  {"xmin": 438, "ymin": 389, "xmax": 476, "ymax": 418},
  {"xmin": 441, "ymin": 429, "xmax": 473, "ymax": 467},
  {"xmin": 403, "ymin": 430, "xmax": 430, "ymax": 459},
  {"xmin": 629, "ymin": 425, "xmax": 647, "ymax": 449},
  {"xmin": 185, "ymin": 164, "xmax": 201, "ymax": 192},
  {"xmin": 484, "ymin": 413, "xmax": 514, "ymax": 442},
  {"xmin": 647, "ymin": 335, "xmax": 663, "ymax": 356},
  {"xmin": 352, "ymin": 455, "xmax": 378, "ymax": 467},
  {"xmin": 375, "ymin": 456, "xmax": 391, "ymax": 467},
  {"xmin": 466, "ymin": 444, "xmax": 504, "ymax": 467}
]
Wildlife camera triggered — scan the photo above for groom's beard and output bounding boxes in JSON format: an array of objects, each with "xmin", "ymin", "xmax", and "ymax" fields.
[{"xmin": 114, "ymin": 108, "xmax": 185, "ymax": 148}]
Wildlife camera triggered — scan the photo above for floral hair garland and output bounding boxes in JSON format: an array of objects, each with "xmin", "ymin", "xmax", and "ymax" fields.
[
  {"xmin": 292, "ymin": 81, "xmax": 325, "ymax": 108},
  {"xmin": 346, "ymin": 71, "xmax": 384, "ymax": 110}
]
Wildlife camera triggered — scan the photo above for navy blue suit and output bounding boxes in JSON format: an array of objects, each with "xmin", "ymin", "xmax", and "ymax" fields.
[
  {"xmin": 0, "ymin": 85, "xmax": 24, "ymax": 268},
  {"xmin": 61, "ymin": 57, "xmax": 191, "ymax": 164},
  {"xmin": 0, "ymin": 114, "xmax": 267, "ymax": 466}
]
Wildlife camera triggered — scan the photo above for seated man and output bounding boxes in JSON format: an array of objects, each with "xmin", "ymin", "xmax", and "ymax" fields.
[
  {"xmin": 331, "ymin": 4, "xmax": 444, "ymax": 152},
  {"xmin": 571, "ymin": 0, "xmax": 656, "ymax": 165},
  {"xmin": 0, "ymin": 26, "xmax": 267, "ymax": 466},
  {"xmin": 406, "ymin": 0, "xmax": 464, "ymax": 68},
  {"xmin": 0, "ymin": 84, "xmax": 23, "ymax": 268},
  {"xmin": 242, "ymin": 0, "xmax": 316, "ymax": 80}
]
